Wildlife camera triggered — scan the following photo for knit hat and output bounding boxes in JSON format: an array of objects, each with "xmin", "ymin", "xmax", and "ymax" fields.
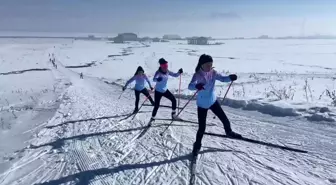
[
  {"xmin": 158, "ymin": 58, "xmax": 168, "ymax": 65},
  {"xmin": 195, "ymin": 54, "xmax": 213, "ymax": 72}
]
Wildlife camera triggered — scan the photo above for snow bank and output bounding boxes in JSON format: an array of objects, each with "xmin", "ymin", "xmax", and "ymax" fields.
[
  {"xmin": 305, "ymin": 113, "xmax": 335, "ymax": 122},
  {"xmin": 0, "ymin": 68, "xmax": 50, "ymax": 75},
  {"xmin": 177, "ymin": 92, "xmax": 336, "ymax": 122},
  {"xmin": 241, "ymin": 101, "xmax": 299, "ymax": 117},
  {"xmin": 65, "ymin": 61, "xmax": 97, "ymax": 68},
  {"xmin": 176, "ymin": 93, "xmax": 299, "ymax": 117}
]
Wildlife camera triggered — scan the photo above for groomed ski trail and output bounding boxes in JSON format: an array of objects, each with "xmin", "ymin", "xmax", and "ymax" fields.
[{"xmin": 1, "ymin": 59, "xmax": 335, "ymax": 185}]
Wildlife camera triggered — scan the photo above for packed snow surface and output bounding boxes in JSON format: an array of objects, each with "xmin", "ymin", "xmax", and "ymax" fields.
[{"xmin": 0, "ymin": 38, "xmax": 335, "ymax": 185}]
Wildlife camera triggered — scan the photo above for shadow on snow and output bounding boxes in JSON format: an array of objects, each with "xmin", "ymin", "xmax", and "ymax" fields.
[
  {"xmin": 45, "ymin": 111, "xmax": 151, "ymax": 129},
  {"xmin": 31, "ymin": 123, "xmax": 197, "ymax": 150},
  {"xmin": 35, "ymin": 148, "xmax": 243, "ymax": 185}
]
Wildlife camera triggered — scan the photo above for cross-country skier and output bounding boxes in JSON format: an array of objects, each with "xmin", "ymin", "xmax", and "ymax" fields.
[
  {"xmin": 188, "ymin": 54, "xmax": 242, "ymax": 156},
  {"xmin": 123, "ymin": 66, "xmax": 155, "ymax": 114},
  {"xmin": 151, "ymin": 58, "xmax": 183, "ymax": 121}
]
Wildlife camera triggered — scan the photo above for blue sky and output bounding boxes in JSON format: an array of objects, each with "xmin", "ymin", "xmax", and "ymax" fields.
[{"xmin": 0, "ymin": 0, "xmax": 335, "ymax": 37}]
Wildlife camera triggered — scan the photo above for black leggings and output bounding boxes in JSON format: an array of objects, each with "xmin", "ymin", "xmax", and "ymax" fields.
[
  {"xmin": 151, "ymin": 90, "xmax": 176, "ymax": 117},
  {"xmin": 194, "ymin": 101, "xmax": 232, "ymax": 149},
  {"xmin": 135, "ymin": 89, "xmax": 154, "ymax": 110}
]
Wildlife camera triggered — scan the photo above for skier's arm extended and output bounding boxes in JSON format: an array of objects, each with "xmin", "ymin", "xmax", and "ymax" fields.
[
  {"xmin": 215, "ymin": 71, "xmax": 231, "ymax": 82},
  {"xmin": 124, "ymin": 76, "xmax": 136, "ymax": 87},
  {"xmin": 168, "ymin": 70, "xmax": 180, "ymax": 77}
]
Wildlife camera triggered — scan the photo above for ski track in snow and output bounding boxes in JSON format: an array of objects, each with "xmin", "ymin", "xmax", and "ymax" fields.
[{"xmin": 1, "ymin": 41, "xmax": 336, "ymax": 185}]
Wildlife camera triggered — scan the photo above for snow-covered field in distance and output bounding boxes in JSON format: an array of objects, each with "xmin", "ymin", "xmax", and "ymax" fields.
[{"xmin": 0, "ymin": 38, "xmax": 335, "ymax": 185}]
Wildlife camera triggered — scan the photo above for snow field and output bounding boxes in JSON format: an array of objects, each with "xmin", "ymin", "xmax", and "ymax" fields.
[{"xmin": 0, "ymin": 38, "xmax": 336, "ymax": 185}]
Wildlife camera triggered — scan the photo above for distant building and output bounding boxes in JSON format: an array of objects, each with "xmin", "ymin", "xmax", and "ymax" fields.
[
  {"xmin": 113, "ymin": 35, "xmax": 124, "ymax": 43},
  {"xmin": 119, "ymin": 33, "xmax": 138, "ymax": 41},
  {"xmin": 258, "ymin": 35, "xmax": 270, "ymax": 39},
  {"xmin": 187, "ymin": 37, "xmax": 208, "ymax": 45},
  {"xmin": 139, "ymin": 37, "xmax": 152, "ymax": 42},
  {"xmin": 163, "ymin": 34, "xmax": 181, "ymax": 40},
  {"xmin": 152, "ymin": 38, "xmax": 161, "ymax": 42},
  {"xmin": 112, "ymin": 33, "xmax": 138, "ymax": 43}
]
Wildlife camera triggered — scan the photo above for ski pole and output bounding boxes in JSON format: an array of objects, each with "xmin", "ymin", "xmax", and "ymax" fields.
[
  {"xmin": 118, "ymin": 84, "xmax": 126, "ymax": 99},
  {"xmin": 213, "ymin": 81, "xmax": 233, "ymax": 119},
  {"xmin": 118, "ymin": 91, "xmax": 124, "ymax": 99},
  {"xmin": 160, "ymin": 90, "xmax": 199, "ymax": 136},
  {"xmin": 220, "ymin": 81, "xmax": 233, "ymax": 105},
  {"xmin": 177, "ymin": 75, "xmax": 182, "ymax": 113}
]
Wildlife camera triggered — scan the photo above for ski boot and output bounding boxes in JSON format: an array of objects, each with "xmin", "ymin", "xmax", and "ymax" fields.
[
  {"xmin": 171, "ymin": 111, "xmax": 182, "ymax": 120},
  {"xmin": 150, "ymin": 116, "xmax": 155, "ymax": 122},
  {"xmin": 226, "ymin": 131, "xmax": 242, "ymax": 139},
  {"xmin": 132, "ymin": 108, "xmax": 139, "ymax": 114}
]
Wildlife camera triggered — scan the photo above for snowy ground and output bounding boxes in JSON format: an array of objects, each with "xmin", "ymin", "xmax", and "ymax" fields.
[{"xmin": 0, "ymin": 38, "xmax": 336, "ymax": 185}]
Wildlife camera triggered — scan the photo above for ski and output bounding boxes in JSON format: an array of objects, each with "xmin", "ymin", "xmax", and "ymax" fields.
[
  {"xmin": 131, "ymin": 109, "xmax": 144, "ymax": 120},
  {"xmin": 204, "ymin": 132, "xmax": 308, "ymax": 153},
  {"xmin": 154, "ymin": 118, "xmax": 198, "ymax": 124},
  {"xmin": 119, "ymin": 113, "xmax": 135, "ymax": 121},
  {"xmin": 136, "ymin": 119, "xmax": 154, "ymax": 139},
  {"xmin": 119, "ymin": 111, "xmax": 150, "ymax": 121},
  {"xmin": 189, "ymin": 154, "xmax": 197, "ymax": 185}
]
